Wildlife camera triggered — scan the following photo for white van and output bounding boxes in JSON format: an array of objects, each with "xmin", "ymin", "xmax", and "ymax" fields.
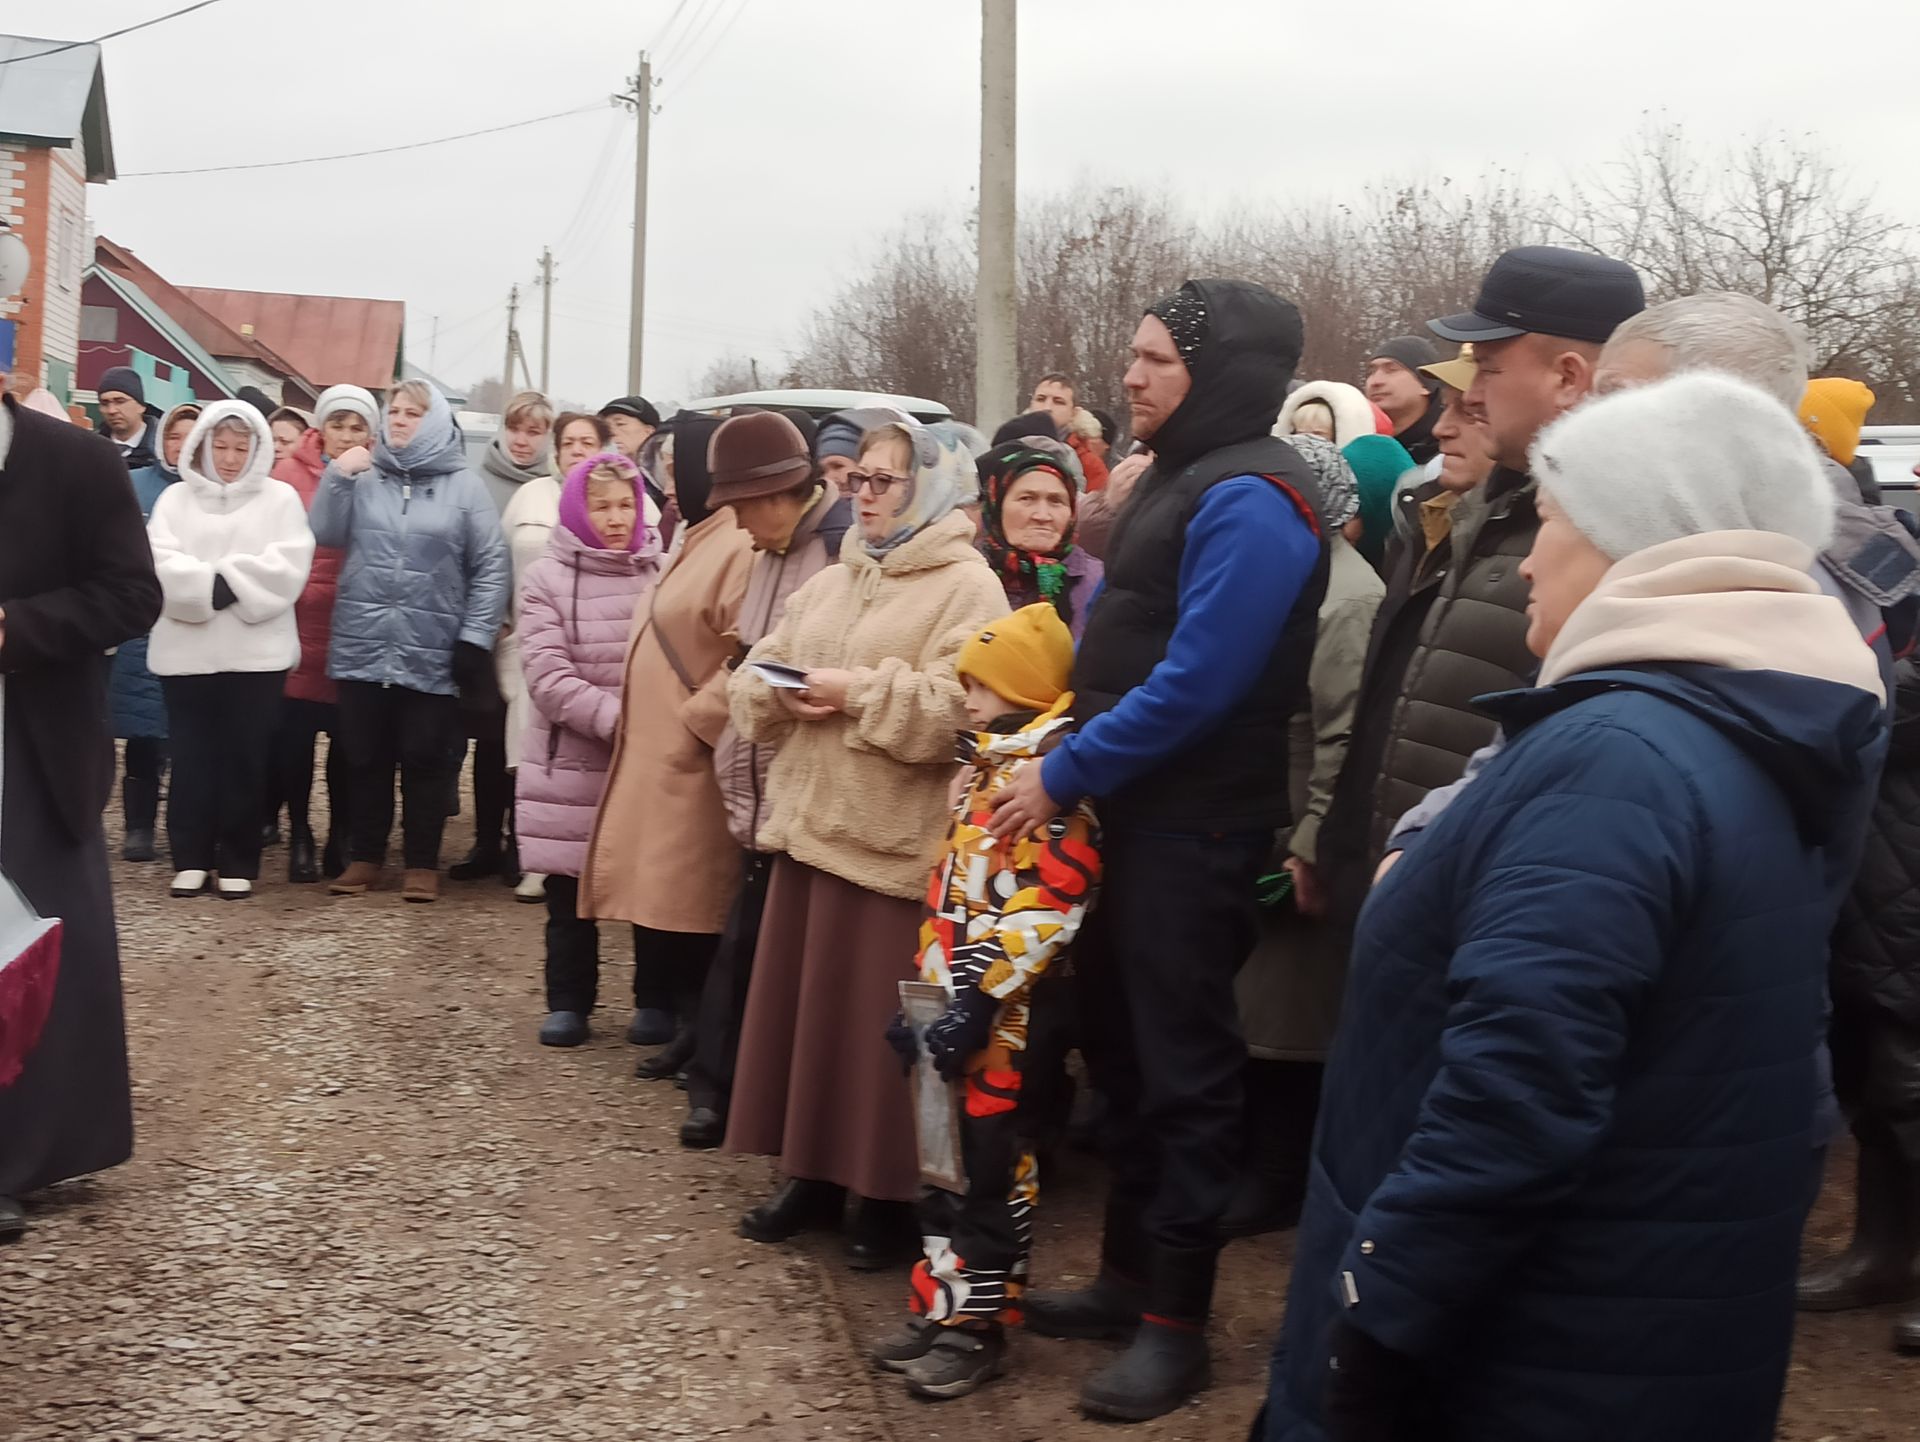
[
  {"xmin": 683, "ymin": 388, "xmax": 954, "ymax": 425},
  {"xmin": 1859, "ymin": 426, "xmax": 1920, "ymax": 504}
]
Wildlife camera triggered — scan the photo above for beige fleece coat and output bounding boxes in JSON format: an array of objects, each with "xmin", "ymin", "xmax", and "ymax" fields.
[
  {"xmin": 729, "ymin": 510, "xmax": 1010, "ymax": 901},
  {"xmin": 580, "ymin": 508, "xmax": 756, "ymax": 933}
]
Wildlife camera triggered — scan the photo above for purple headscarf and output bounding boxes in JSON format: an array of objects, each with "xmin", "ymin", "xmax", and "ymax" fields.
[{"xmin": 558, "ymin": 451, "xmax": 648, "ymax": 551}]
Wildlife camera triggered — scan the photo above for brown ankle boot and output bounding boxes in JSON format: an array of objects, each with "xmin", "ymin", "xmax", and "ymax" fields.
[
  {"xmin": 401, "ymin": 868, "xmax": 440, "ymax": 903},
  {"xmin": 329, "ymin": 861, "xmax": 383, "ymax": 896}
]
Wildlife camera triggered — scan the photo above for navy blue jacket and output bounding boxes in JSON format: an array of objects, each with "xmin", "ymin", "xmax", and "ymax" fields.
[
  {"xmin": 107, "ymin": 463, "xmax": 175, "ymax": 739},
  {"xmin": 1263, "ymin": 662, "xmax": 1884, "ymax": 1442}
]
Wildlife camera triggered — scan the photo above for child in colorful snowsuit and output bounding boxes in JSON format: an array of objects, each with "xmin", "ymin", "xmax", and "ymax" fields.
[{"xmin": 873, "ymin": 602, "xmax": 1102, "ymax": 1400}]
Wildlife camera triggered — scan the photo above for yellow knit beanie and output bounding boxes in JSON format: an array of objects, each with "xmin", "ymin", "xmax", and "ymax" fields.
[
  {"xmin": 956, "ymin": 603, "xmax": 1073, "ymax": 712},
  {"xmin": 1798, "ymin": 378, "xmax": 1876, "ymax": 466}
]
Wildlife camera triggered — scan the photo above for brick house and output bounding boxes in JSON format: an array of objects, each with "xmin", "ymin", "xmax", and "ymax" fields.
[{"xmin": 0, "ymin": 35, "xmax": 113, "ymax": 402}]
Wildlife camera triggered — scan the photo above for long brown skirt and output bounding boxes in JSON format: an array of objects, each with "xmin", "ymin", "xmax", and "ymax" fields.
[{"xmin": 725, "ymin": 856, "xmax": 921, "ymax": 1202}]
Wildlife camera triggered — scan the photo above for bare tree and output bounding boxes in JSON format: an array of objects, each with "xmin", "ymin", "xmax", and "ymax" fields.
[
  {"xmin": 1553, "ymin": 123, "xmax": 1920, "ymax": 416},
  {"xmin": 691, "ymin": 352, "xmax": 763, "ymax": 398},
  {"xmin": 783, "ymin": 128, "xmax": 1920, "ymax": 426}
]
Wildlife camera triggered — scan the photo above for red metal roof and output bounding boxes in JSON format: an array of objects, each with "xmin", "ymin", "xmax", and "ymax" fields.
[
  {"xmin": 93, "ymin": 237, "xmax": 304, "ymax": 381},
  {"xmin": 180, "ymin": 286, "xmax": 403, "ymax": 393}
]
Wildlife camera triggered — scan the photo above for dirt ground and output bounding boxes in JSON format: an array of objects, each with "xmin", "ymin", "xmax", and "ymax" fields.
[{"xmin": 3, "ymin": 792, "xmax": 1919, "ymax": 1440}]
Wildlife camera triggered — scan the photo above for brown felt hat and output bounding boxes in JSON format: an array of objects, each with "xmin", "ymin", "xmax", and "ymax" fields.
[{"xmin": 708, "ymin": 411, "xmax": 813, "ymax": 505}]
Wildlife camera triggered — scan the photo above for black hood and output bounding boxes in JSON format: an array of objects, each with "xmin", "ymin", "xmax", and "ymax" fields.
[
  {"xmin": 663, "ymin": 411, "xmax": 724, "ymax": 526},
  {"xmin": 1144, "ymin": 278, "xmax": 1303, "ymax": 472}
]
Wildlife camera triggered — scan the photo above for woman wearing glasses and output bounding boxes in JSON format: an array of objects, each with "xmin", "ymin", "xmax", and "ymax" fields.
[{"xmin": 724, "ymin": 417, "xmax": 1008, "ymax": 1269}]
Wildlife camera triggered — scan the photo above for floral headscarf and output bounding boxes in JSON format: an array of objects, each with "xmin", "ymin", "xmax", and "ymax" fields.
[
  {"xmin": 1281, "ymin": 433, "xmax": 1359, "ymax": 528},
  {"xmin": 858, "ymin": 417, "xmax": 982, "ymax": 557},
  {"xmin": 976, "ymin": 435, "xmax": 1086, "ymax": 622}
]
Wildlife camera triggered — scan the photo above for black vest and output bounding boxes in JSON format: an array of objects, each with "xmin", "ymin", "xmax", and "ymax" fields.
[{"xmin": 1071, "ymin": 436, "xmax": 1329, "ymax": 831}]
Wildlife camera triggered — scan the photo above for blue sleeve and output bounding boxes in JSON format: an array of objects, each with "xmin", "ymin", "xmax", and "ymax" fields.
[
  {"xmin": 1042, "ymin": 475, "xmax": 1318, "ymax": 806},
  {"xmin": 1338, "ymin": 724, "xmax": 1692, "ymax": 1359}
]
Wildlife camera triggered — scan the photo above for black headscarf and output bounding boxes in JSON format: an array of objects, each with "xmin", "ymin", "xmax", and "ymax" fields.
[
  {"xmin": 992, "ymin": 411, "xmax": 1061, "ymax": 446},
  {"xmin": 661, "ymin": 411, "xmax": 724, "ymax": 526},
  {"xmin": 1142, "ymin": 279, "xmax": 1304, "ymax": 472}
]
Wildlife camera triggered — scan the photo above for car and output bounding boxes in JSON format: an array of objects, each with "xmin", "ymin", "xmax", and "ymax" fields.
[
  {"xmin": 1859, "ymin": 425, "xmax": 1920, "ymax": 504},
  {"xmin": 681, "ymin": 388, "xmax": 954, "ymax": 424}
]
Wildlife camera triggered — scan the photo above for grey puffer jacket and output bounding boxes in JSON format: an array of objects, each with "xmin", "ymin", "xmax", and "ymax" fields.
[{"xmin": 310, "ymin": 390, "xmax": 509, "ymax": 696}]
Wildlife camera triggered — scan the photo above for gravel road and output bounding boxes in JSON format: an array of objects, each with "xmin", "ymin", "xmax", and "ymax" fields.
[{"xmin": 2, "ymin": 794, "xmax": 1916, "ymax": 1440}]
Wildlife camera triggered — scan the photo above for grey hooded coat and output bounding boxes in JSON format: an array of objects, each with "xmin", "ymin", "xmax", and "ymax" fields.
[{"xmin": 309, "ymin": 387, "xmax": 508, "ymax": 696}]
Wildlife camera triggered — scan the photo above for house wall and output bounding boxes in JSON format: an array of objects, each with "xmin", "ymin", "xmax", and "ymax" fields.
[
  {"xmin": 0, "ymin": 137, "xmax": 91, "ymax": 400},
  {"xmin": 78, "ymin": 270, "xmax": 231, "ymax": 404}
]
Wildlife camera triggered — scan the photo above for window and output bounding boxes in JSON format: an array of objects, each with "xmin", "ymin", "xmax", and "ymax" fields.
[{"xmin": 80, "ymin": 305, "xmax": 117, "ymax": 343}]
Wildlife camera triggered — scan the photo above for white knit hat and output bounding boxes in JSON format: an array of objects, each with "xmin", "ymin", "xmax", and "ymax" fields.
[
  {"xmin": 1530, "ymin": 371, "xmax": 1836, "ymax": 562},
  {"xmin": 312, "ymin": 383, "xmax": 380, "ymax": 431}
]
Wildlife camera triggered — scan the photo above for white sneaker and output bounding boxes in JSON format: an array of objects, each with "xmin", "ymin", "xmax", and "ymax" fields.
[
  {"xmin": 515, "ymin": 871, "xmax": 548, "ymax": 903},
  {"xmin": 216, "ymin": 876, "xmax": 253, "ymax": 900},
  {"xmin": 170, "ymin": 869, "xmax": 210, "ymax": 897}
]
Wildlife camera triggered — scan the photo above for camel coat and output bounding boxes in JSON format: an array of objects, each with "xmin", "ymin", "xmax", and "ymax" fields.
[
  {"xmin": 580, "ymin": 508, "xmax": 754, "ymax": 933},
  {"xmin": 728, "ymin": 510, "xmax": 1011, "ymax": 901}
]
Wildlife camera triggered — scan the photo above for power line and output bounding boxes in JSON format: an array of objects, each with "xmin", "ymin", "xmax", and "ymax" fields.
[
  {"xmin": 661, "ymin": 0, "xmax": 726, "ymax": 69},
  {"xmin": 0, "ymin": 0, "xmax": 226, "ymax": 66},
  {"xmin": 672, "ymin": 0, "xmax": 754, "ymax": 96},
  {"xmin": 120, "ymin": 103, "xmax": 607, "ymax": 177},
  {"xmin": 649, "ymin": 0, "xmax": 698, "ymax": 52}
]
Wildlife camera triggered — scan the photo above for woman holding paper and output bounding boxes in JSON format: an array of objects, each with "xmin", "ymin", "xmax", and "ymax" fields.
[{"xmin": 724, "ymin": 416, "xmax": 1007, "ymax": 1269}]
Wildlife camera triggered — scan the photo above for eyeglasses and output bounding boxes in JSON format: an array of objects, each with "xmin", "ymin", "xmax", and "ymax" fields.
[{"xmin": 841, "ymin": 471, "xmax": 906, "ymax": 497}]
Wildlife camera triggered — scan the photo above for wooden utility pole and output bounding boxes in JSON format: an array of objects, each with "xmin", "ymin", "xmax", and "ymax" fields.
[
  {"xmin": 503, "ymin": 284, "xmax": 520, "ymax": 403},
  {"xmin": 616, "ymin": 52, "xmax": 654, "ymax": 396},
  {"xmin": 537, "ymin": 247, "xmax": 555, "ymax": 394},
  {"xmin": 975, "ymin": 0, "xmax": 1018, "ymax": 431}
]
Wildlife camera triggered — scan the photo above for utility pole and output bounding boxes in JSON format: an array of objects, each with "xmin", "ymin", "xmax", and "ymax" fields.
[
  {"xmin": 536, "ymin": 247, "xmax": 555, "ymax": 394},
  {"xmin": 975, "ymin": 0, "xmax": 1018, "ymax": 432},
  {"xmin": 615, "ymin": 52, "xmax": 654, "ymax": 396},
  {"xmin": 502, "ymin": 284, "xmax": 520, "ymax": 405},
  {"xmin": 429, "ymin": 314, "xmax": 440, "ymax": 374}
]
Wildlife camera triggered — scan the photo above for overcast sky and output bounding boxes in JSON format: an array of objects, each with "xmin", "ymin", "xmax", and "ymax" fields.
[{"xmin": 13, "ymin": 0, "xmax": 1920, "ymax": 409}]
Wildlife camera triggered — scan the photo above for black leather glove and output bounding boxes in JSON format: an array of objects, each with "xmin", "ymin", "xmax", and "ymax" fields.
[
  {"xmin": 921, "ymin": 987, "xmax": 999, "ymax": 1081},
  {"xmin": 883, "ymin": 1011, "xmax": 919, "ymax": 1076},
  {"xmin": 452, "ymin": 640, "xmax": 493, "ymax": 692},
  {"xmin": 1321, "ymin": 1317, "xmax": 1418, "ymax": 1442},
  {"xmin": 211, "ymin": 575, "xmax": 238, "ymax": 611}
]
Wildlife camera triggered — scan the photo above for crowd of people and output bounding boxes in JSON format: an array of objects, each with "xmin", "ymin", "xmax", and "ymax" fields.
[{"xmin": 3, "ymin": 239, "xmax": 1919, "ymax": 1438}]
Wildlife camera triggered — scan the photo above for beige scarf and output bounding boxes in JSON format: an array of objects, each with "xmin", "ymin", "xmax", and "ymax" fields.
[{"xmin": 1539, "ymin": 530, "xmax": 1885, "ymax": 704}]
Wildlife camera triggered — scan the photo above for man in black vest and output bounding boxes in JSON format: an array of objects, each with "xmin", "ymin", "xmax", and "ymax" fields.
[{"xmin": 990, "ymin": 279, "xmax": 1328, "ymax": 1421}]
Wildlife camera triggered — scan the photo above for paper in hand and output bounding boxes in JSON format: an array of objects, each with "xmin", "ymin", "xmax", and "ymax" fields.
[{"xmin": 750, "ymin": 661, "xmax": 813, "ymax": 690}]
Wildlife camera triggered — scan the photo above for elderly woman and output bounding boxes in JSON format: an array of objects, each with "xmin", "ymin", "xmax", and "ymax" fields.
[
  {"xmin": 579, "ymin": 413, "xmax": 746, "ymax": 1050},
  {"xmin": 974, "ymin": 435, "xmax": 1103, "ymax": 640},
  {"xmin": 310, "ymin": 380, "xmax": 508, "ymax": 904},
  {"xmin": 1259, "ymin": 373, "xmax": 1886, "ymax": 1442},
  {"xmin": 724, "ymin": 417, "xmax": 1008, "ymax": 1268},
  {"xmin": 679, "ymin": 411, "xmax": 851, "ymax": 1148},
  {"xmin": 146, "ymin": 402, "xmax": 316, "ymax": 899}
]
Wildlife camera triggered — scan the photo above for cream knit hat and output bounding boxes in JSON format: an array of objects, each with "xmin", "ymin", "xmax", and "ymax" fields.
[{"xmin": 1529, "ymin": 371, "xmax": 1836, "ymax": 562}]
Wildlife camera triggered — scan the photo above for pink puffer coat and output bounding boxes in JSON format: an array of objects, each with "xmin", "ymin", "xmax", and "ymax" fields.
[{"xmin": 514, "ymin": 523, "xmax": 662, "ymax": 877}]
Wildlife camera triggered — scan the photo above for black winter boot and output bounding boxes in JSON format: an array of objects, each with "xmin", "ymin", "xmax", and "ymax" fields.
[
  {"xmin": 287, "ymin": 821, "xmax": 320, "ymax": 884},
  {"xmin": 121, "ymin": 776, "xmax": 160, "ymax": 862},
  {"xmin": 1024, "ymin": 1266, "xmax": 1145, "ymax": 1341},
  {"xmin": 739, "ymin": 1178, "xmax": 846, "ymax": 1244},
  {"xmin": 1077, "ymin": 1243, "xmax": 1215, "ymax": 1422},
  {"xmin": 448, "ymin": 842, "xmax": 503, "ymax": 882},
  {"xmin": 845, "ymin": 1197, "xmax": 920, "ymax": 1271},
  {"xmin": 1897, "ymin": 1300, "xmax": 1920, "ymax": 1354},
  {"xmin": 1798, "ymin": 1133, "xmax": 1920, "ymax": 1311}
]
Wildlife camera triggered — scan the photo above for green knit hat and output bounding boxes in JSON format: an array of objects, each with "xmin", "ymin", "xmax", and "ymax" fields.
[{"xmin": 1341, "ymin": 434, "xmax": 1417, "ymax": 568}]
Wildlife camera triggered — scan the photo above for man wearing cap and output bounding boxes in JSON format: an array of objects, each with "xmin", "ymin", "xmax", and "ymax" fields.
[
  {"xmin": 1363, "ymin": 337, "xmax": 1445, "ymax": 465},
  {"xmin": 93, "ymin": 366, "xmax": 163, "ymax": 471},
  {"xmin": 1315, "ymin": 246, "xmax": 1644, "ymax": 928},
  {"xmin": 598, "ymin": 395, "xmax": 660, "ymax": 461}
]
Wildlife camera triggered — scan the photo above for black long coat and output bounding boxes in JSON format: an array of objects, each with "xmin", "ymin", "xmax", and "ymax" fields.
[{"xmin": 0, "ymin": 395, "xmax": 161, "ymax": 1196}]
